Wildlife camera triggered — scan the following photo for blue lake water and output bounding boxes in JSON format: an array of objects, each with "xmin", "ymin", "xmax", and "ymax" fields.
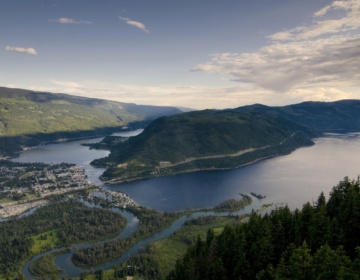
[
  {"xmin": 13, "ymin": 131, "xmax": 360, "ymax": 211},
  {"xmin": 12, "ymin": 130, "xmax": 360, "ymax": 279}
]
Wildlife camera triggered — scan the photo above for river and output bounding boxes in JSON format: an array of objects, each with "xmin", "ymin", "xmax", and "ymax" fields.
[
  {"xmin": 22, "ymin": 201, "xmax": 139, "ymax": 279},
  {"xmin": 12, "ymin": 131, "xmax": 360, "ymax": 278}
]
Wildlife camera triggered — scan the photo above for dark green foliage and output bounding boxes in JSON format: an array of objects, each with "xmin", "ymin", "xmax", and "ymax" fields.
[
  {"xmin": 94, "ymin": 99, "xmax": 360, "ymax": 182},
  {"xmin": 72, "ymin": 206, "xmax": 180, "ymax": 266},
  {"xmin": 0, "ymin": 200, "xmax": 126, "ymax": 275},
  {"xmin": 117, "ymin": 250, "xmax": 163, "ymax": 280},
  {"xmin": 106, "ymin": 109, "xmax": 316, "ymax": 164},
  {"xmin": 213, "ymin": 195, "xmax": 252, "ymax": 211},
  {"xmin": 28, "ymin": 253, "xmax": 63, "ymax": 277},
  {"xmin": 167, "ymin": 177, "xmax": 360, "ymax": 280},
  {"xmin": 235, "ymin": 100, "xmax": 360, "ymax": 132},
  {"xmin": 95, "ymin": 108, "xmax": 318, "ymax": 181}
]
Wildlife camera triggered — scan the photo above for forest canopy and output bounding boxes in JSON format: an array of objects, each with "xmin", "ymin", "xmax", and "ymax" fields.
[{"xmin": 167, "ymin": 177, "xmax": 360, "ymax": 280}]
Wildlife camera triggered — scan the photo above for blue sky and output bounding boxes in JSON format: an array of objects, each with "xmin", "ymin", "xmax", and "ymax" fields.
[{"xmin": 1, "ymin": 0, "xmax": 359, "ymax": 109}]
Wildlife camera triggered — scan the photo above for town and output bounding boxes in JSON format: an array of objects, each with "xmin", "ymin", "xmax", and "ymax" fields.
[{"xmin": 0, "ymin": 160, "xmax": 94, "ymax": 218}]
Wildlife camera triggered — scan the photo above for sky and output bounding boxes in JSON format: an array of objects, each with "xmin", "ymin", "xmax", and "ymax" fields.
[{"xmin": 1, "ymin": 0, "xmax": 360, "ymax": 109}]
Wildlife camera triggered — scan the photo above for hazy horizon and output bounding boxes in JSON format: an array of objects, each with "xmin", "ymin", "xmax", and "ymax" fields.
[{"xmin": 2, "ymin": 0, "xmax": 360, "ymax": 109}]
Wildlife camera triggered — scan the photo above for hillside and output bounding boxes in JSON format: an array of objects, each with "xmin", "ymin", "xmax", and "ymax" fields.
[
  {"xmin": 0, "ymin": 87, "xmax": 181, "ymax": 157},
  {"xmin": 234, "ymin": 100, "xmax": 360, "ymax": 132},
  {"xmin": 92, "ymin": 99, "xmax": 360, "ymax": 183},
  {"xmin": 167, "ymin": 177, "xmax": 360, "ymax": 280},
  {"xmin": 92, "ymin": 108, "xmax": 318, "ymax": 182}
]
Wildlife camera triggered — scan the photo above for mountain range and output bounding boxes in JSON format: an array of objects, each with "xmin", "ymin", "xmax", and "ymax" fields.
[
  {"xmin": 91, "ymin": 100, "xmax": 360, "ymax": 183},
  {"xmin": 2, "ymin": 86, "xmax": 360, "ymax": 183},
  {"xmin": 0, "ymin": 87, "xmax": 181, "ymax": 157}
]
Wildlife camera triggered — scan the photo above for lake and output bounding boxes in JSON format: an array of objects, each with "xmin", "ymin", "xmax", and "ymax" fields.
[
  {"xmin": 13, "ymin": 131, "xmax": 360, "ymax": 279},
  {"xmin": 13, "ymin": 131, "xmax": 360, "ymax": 211},
  {"xmin": 12, "ymin": 129, "xmax": 143, "ymax": 184}
]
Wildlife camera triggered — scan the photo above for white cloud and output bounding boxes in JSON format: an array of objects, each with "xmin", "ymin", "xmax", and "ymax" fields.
[
  {"xmin": 193, "ymin": 0, "xmax": 360, "ymax": 97},
  {"xmin": 289, "ymin": 87, "xmax": 354, "ymax": 103},
  {"xmin": 119, "ymin": 16, "xmax": 149, "ymax": 33},
  {"xmin": 17, "ymin": 78, "xmax": 359, "ymax": 110},
  {"xmin": 5, "ymin": 46, "xmax": 37, "ymax": 55},
  {"xmin": 270, "ymin": 0, "xmax": 360, "ymax": 41},
  {"xmin": 44, "ymin": 79, "xmax": 255, "ymax": 109},
  {"xmin": 50, "ymin": 80, "xmax": 82, "ymax": 89},
  {"xmin": 49, "ymin": 18, "xmax": 92, "ymax": 24}
]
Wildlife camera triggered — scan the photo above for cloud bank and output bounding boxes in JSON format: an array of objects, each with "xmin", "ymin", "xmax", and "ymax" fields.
[
  {"xmin": 5, "ymin": 46, "xmax": 37, "ymax": 55},
  {"xmin": 119, "ymin": 16, "xmax": 149, "ymax": 33},
  {"xmin": 193, "ymin": 0, "xmax": 360, "ymax": 95}
]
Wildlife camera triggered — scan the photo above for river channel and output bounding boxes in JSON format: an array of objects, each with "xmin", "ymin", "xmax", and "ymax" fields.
[
  {"xmin": 12, "ymin": 130, "xmax": 360, "ymax": 278},
  {"xmin": 22, "ymin": 201, "xmax": 139, "ymax": 279}
]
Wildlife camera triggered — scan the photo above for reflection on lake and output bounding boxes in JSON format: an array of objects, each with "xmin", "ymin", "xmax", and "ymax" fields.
[
  {"xmin": 105, "ymin": 133, "xmax": 360, "ymax": 211},
  {"xmin": 12, "ymin": 131, "xmax": 360, "ymax": 211},
  {"xmin": 11, "ymin": 131, "xmax": 360, "ymax": 279}
]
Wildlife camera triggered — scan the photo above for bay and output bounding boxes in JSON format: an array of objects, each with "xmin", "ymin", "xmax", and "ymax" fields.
[
  {"xmin": 12, "ymin": 129, "xmax": 143, "ymax": 184},
  {"xmin": 13, "ymin": 131, "xmax": 360, "ymax": 211},
  {"xmin": 106, "ymin": 133, "xmax": 360, "ymax": 211}
]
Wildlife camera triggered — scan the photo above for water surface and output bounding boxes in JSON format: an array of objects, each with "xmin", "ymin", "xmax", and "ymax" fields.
[
  {"xmin": 105, "ymin": 133, "xmax": 360, "ymax": 211},
  {"xmin": 13, "ymin": 131, "xmax": 360, "ymax": 211}
]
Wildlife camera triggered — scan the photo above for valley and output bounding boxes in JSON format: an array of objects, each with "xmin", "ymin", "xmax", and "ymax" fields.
[
  {"xmin": 0, "ymin": 87, "xmax": 181, "ymax": 157},
  {"xmin": 3, "ymin": 127, "xmax": 360, "ymax": 279},
  {"xmin": 3, "ymin": 0, "xmax": 360, "ymax": 277},
  {"xmin": 1, "ymin": 88, "xmax": 360, "ymax": 279}
]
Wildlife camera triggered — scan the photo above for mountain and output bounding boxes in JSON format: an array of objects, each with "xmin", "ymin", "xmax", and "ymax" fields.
[
  {"xmin": 92, "ymin": 99, "xmax": 360, "ymax": 183},
  {"xmin": 92, "ymin": 107, "xmax": 318, "ymax": 182},
  {"xmin": 0, "ymin": 87, "xmax": 182, "ymax": 157},
  {"xmin": 234, "ymin": 100, "xmax": 360, "ymax": 132}
]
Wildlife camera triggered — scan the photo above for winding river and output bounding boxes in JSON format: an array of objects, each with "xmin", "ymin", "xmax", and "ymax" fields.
[
  {"xmin": 11, "ymin": 131, "xmax": 360, "ymax": 278},
  {"xmin": 21, "ymin": 202, "xmax": 139, "ymax": 279}
]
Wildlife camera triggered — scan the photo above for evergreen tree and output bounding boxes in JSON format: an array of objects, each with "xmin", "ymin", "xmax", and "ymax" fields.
[{"xmin": 288, "ymin": 241, "xmax": 312, "ymax": 280}]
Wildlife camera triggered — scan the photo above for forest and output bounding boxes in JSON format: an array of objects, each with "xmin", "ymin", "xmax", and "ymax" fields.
[
  {"xmin": 0, "ymin": 200, "xmax": 126, "ymax": 276},
  {"xmin": 72, "ymin": 206, "xmax": 181, "ymax": 267},
  {"xmin": 167, "ymin": 177, "xmax": 360, "ymax": 280},
  {"xmin": 3, "ymin": 176, "xmax": 360, "ymax": 279}
]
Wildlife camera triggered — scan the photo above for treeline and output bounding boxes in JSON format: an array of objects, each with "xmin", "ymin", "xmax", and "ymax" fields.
[
  {"xmin": 168, "ymin": 177, "xmax": 360, "ymax": 280},
  {"xmin": 251, "ymin": 192, "xmax": 266, "ymax": 199},
  {"xmin": 99, "ymin": 131, "xmax": 313, "ymax": 183},
  {"xmin": 28, "ymin": 252, "xmax": 64, "ymax": 277},
  {"xmin": 115, "ymin": 215, "xmax": 243, "ymax": 280},
  {"xmin": 213, "ymin": 195, "xmax": 252, "ymax": 212},
  {"xmin": 0, "ymin": 200, "xmax": 126, "ymax": 276},
  {"xmin": 72, "ymin": 206, "xmax": 180, "ymax": 266}
]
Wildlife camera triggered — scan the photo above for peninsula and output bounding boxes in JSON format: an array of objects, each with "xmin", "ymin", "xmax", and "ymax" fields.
[{"xmin": 91, "ymin": 100, "xmax": 360, "ymax": 183}]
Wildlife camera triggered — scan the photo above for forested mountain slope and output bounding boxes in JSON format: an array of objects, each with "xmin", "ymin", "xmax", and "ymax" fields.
[
  {"xmin": 0, "ymin": 87, "xmax": 181, "ymax": 156},
  {"xmin": 235, "ymin": 100, "xmax": 360, "ymax": 132},
  {"xmin": 167, "ymin": 177, "xmax": 360, "ymax": 280},
  {"xmin": 93, "ymin": 100, "xmax": 360, "ymax": 183},
  {"xmin": 93, "ymin": 108, "xmax": 318, "ymax": 182}
]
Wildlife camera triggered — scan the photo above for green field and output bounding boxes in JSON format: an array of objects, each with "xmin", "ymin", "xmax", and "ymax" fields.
[{"xmin": 30, "ymin": 229, "xmax": 61, "ymax": 255}]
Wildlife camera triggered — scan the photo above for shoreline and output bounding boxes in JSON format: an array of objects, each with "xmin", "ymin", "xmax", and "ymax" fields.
[
  {"xmin": 5, "ymin": 127, "xmax": 137, "ymax": 160},
  {"xmin": 103, "ymin": 144, "xmax": 313, "ymax": 185}
]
